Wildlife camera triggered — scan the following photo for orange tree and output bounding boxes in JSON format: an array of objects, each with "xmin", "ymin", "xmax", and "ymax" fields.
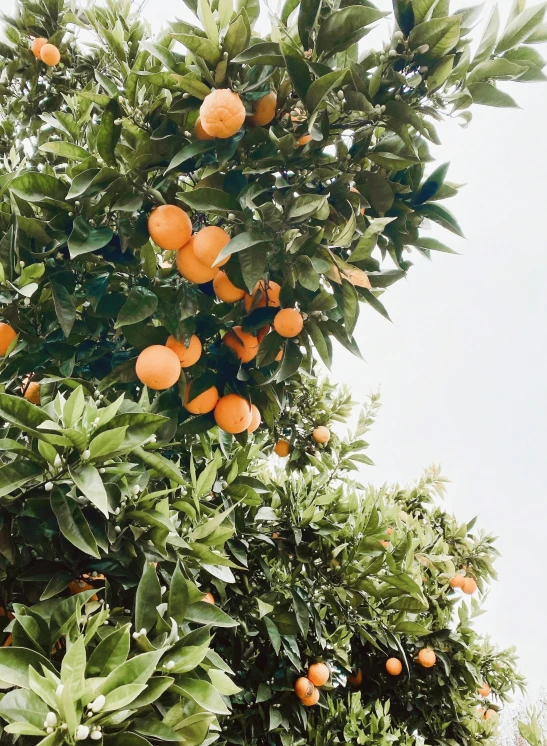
[{"xmin": 0, "ymin": 0, "xmax": 543, "ymax": 744}]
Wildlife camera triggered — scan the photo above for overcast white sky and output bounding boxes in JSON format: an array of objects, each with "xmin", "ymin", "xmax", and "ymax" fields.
[{"xmin": 4, "ymin": 0, "xmax": 546, "ymax": 698}]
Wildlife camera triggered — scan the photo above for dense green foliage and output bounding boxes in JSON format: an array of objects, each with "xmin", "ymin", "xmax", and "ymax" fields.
[{"xmin": 0, "ymin": 0, "xmax": 544, "ymax": 744}]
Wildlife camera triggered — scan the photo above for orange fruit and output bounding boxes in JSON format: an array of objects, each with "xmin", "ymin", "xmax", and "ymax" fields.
[
  {"xmin": 199, "ymin": 89, "xmax": 246, "ymax": 139},
  {"xmin": 478, "ymin": 682, "xmax": 491, "ymax": 697},
  {"xmin": 223, "ymin": 326, "xmax": 259, "ymax": 363},
  {"xmin": 0, "ymin": 323, "xmax": 17, "ymax": 355},
  {"xmin": 3, "ymin": 634, "xmax": 12, "ymax": 647},
  {"xmin": 68, "ymin": 579, "xmax": 98, "ymax": 602},
  {"xmin": 312, "ymin": 426, "xmax": 330, "ymax": 444},
  {"xmin": 176, "ymin": 238, "xmax": 219, "ymax": 284},
  {"xmin": 297, "ymin": 134, "xmax": 312, "ymax": 147},
  {"xmin": 347, "ymin": 670, "xmax": 363, "ymax": 686},
  {"xmin": 417, "ymin": 648, "xmax": 436, "ymax": 668},
  {"xmin": 136, "ymin": 345, "xmax": 181, "ymax": 390},
  {"xmin": 308, "ymin": 662, "xmax": 330, "ymax": 687},
  {"xmin": 166, "ymin": 334, "xmax": 202, "ymax": 368},
  {"xmin": 214, "ymin": 394, "xmax": 252, "ymax": 434},
  {"xmin": 462, "ymin": 577, "xmax": 478, "ymax": 595},
  {"xmin": 483, "ymin": 709, "xmax": 496, "ymax": 720},
  {"xmin": 449, "ymin": 574, "xmax": 465, "ymax": 589},
  {"xmin": 203, "ymin": 592, "xmax": 215, "ymax": 604},
  {"xmin": 248, "ymin": 404, "xmax": 261, "ymax": 433},
  {"xmin": 195, "ymin": 116, "xmax": 214, "ymax": 140},
  {"xmin": 193, "ymin": 226, "xmax": 230, "ymax": 268},
  {"xmin": 244, "ymin": 280, "xmax": 281, "ymax": 313},
  {"xmin": 301, "ymin": 688, "xmax": 320, "ymax": 706},
  {"xmin": 380, "ymin": 539, "xmax": 390, "ymax": 548},
  {"xmin": 184, "ymin": 384, "xmax": 219, "ymax": 414},
  {"xmin": 294, "ymin": 677, "xmax": 314, "ymax": 700},
  {"xmin": 273, "ymin": 308, "xmax": 304, "ymax": 338},
  {"xmin": 148, "ymin": 204, "xmax": 192, "ymax": 251},
  {"xmin": 40, "ymin": 43, "xmax": 60, "ymax": 66},
  {"xmin": 31, "ymin": 37, "xmax": 48, "ymax": 58},
  {"xmin": 249, "ymin": 91, "xmax": 277, "ymax": 126},
  {"xmin": 386, "ymin": 527, "xmax": 393, "ymax": 536},
  {"xmin": 386, "ymin": 658, "xmax": 402, "ymax": 676},
  {"xmin": 213, "ymin": 271, "xmax": 246, "ymax": 302},
  {"xmin": 275, "ymin": 348, "xmax": 284, "ymax": 362},
  {"xmin": 274, "ymin": 439, "xmax": 290, "ymax": 457},
  {"xmin": 23, "ymin": 381, "xmax": 41, "ymax": 405}
]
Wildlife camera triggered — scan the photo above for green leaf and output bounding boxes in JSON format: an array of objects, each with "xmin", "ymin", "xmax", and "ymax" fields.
[
  {"xmin": 51, "ymin": 282, "xmax": 76, "ymax": 338},
  {"xmin": 168, "ymin": 563, "xmax": 189, "ymax": 624},
  {"xmin": 393, "ymin": 0, "xmax": 415, "ymax": 36},
  {"xmin": 298, "ymin": 0, "xmax": 321, "ymax": 49},
  {"xmin": 408, "ymin": 17, "xmax": 461, "ymax": 57},
  {"xmin": 215, "ymin": 232, "xmax": 270, "ymax": 265},
  {"xmin": 99, "ymin": 651, "xmax": 165, "ymax": 696},
  {"xmin": 68, "ymin": 217, "xmax": 113, "ymax": 259},
  {"xmin": 276, "ymin": 340, "xmax": 303, "ymax": 383},
  {"xmin": 0, "ymin": 461, "xmax": 43, "ymax": 499},
  {"xmin": 64, "ymin": 386, "xmax": 86, "ymax": 428},
  {"xmin": 0, "ymin": 688, "xmax": 49, "ymax": 729},
  {"xmin": 132, "ymin": 447, "xmax": 185, "ymax": 485},
  {"xmin": 467, "ymin": 58, "xmax": 528, "ymax": 84},
  {"xmin": 104, "ymin": 684, "xmax": 147, "ymax": 710},
  {"xmin": 224, "ymin": 13, "xmax": 251, "ymax": 58},
  {"xmin": 411, "ymin": 237, "xmax": 457, "ymax": 254},
  {"xmin": 61, "ymin": 636, "xmax": 86, "ymax": 692},
  {"xmin": 415, "ymin": 162, "xmax": 450, "ymax": 203},
  {"xmin": 496, "ymin": 3, "xmax": 546, "ymax": 52},
  {"xmin": 305, "ymin": 70, "xmax": 348, "ymax": 113},
  {"xmin": 89, "ymin": 426, "xmax": 128, "ymax": 459},
  {"xmin": 69, "ymin": 463, "xmax": 109, "ymax": 517},
  {"xmin": 172, "ymin": 677, "xmax": 230, "ymax": 715},
  {"xmin": 115, "ymin": 287, "xmax": 158, "ymax": 328},
  {"xmin": 50, "ymin": 489, "xmax": 100, "ymax": 558},
  {"xmin": 136, "ymin": 564, "xmax": 162, "ymax": 633},
  {"xmin": 173, "ymin": 34, "xmax": 221, "ymax": 65},
  {"xmin": 86, "ymin": 625, "xmax": 131, "ymax": 677},
  {"xmin": 316, "ymin": 7, "xmax": 388, "ymax": 58},
  {"xmin": 0, "ymin": 648, "xmax": 56, "ymax": 689},
  {"xmin": 368, "ymin": 151, "xmax": 420, "ymax": 170},
  {"xmin": 39, "ymin": 142, "xmax": 90, "ymax": 161},
  {"xmin": 239, "ymin": 244, "xmax": 267, "ymax": 293},
  {"xmin": 97, "ymin": 99, "xmax": 122, "ymax": 167},
  {"xmin": 9, "ymin": 172, "xmax": 68, "ymax": 203},
  {"xmin": 394, "ymin": 621, "xmax": 431, "ymax": 636},
  {"xmin": 143, "ymin": 72, "xmax": 211, "ymax": 99},
  {"xmin": 166, "ymin": 141, "xmax": 216, "ymax": 173},
  {"xmin": 468, "ymin": 82, "xmax": 520, "ymax": 107},
  {"xmin": 179, "ymin": 188, "xmax": 240, "ymax": 212},
  {"xmin": 231, "ymin": 42, "xmax": 284, "ymax": 65},
  {"xmin": 416, "ymin": 203, "xmax": 464, "ymax": 236},
  {"xmin": 280, "ymin": 41, "xmax": 313, "ymax": 102},
  {"xmin": 66, "ymin": 168, "xmax": 120, "ymax": 200},
  {"xmin": 185, "ymin": 601, "xmax": 238, "ymax": 627}
]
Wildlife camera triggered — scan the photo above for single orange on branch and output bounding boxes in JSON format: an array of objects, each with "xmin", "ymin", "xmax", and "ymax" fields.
[
  {"xmin": 273, "ymin": 308, "xmax": 304, "ymax": 338},
  {"xmin": 249, "ymin": 91, "xmax": 277, "ymax": 126},
  {"xmin": 31, "ymin": 37, "xmax": 48, "ymax": 58},
  {"xmin": 248, "ymin": 404, "xmax": 262, "ymax": 433},
  {"xmin": 478, "ymin": 682, "xmax": 491, "ymax": 697},
  {"xmin": 297, "ymin": 134, "xmax": 313, "ymax": 147},
  {"xmin": 308, "ymin": 662, "xmax": 330, "ymax": 687},
  {"xmin": 222, "ymin": 326, "xmax": 259, "ymax": 363},
  {"xmin": 385, "ymin": 658, "xmax": 402, "ymax": 676},
  {"xmin": 184, "ymin": 384, "xmax": 219, "ymax": 414},
  {"xmin": 213, "ymin": 271, "xmax": 246, "ymax": 303},
  {"xmin": 214, "ymin": 394, "xmax": 253, "ymax": 434},
  {"xmin": 244, "ymin": 280, "xmax": 281, "ymax": 313},
  {"xmin": 294, "ymin": 677, "xmax": 314, "ymax": 700},
  {"xmin": 199, "ymin": 89, "xmax": 246, "ymax": 139},
  {"xmin": 301, "ymin": 688, "xmax": 320, "ymax": 706},
  {"xmin": 23, "ymin": 380, "xmax": 41, "ymax": 405},
  {"xmin": 449, "ymin": 574, "xmax": 465, "ymax": 589},
  {"xmin": 462, "ymin": 577, "xmax": 478, "ymax": 595},
  {"xmin": 166, "ymin": 334, "xmax": 202, "ymax": 368},
  {"xmin": 274, "ymin": 439, "xmax": 290, "ymax": 457},
  {"xmin": 193, "ymin": 225, "xmax": 231, "ymax": 268},
  {"xmin": 40, "ymin": 43, "xmax": 60, "ymax": 66},
  {"xmin": 148, "ymin": 204, "xmax": 192, "ymax": 251},
  {"xmin": 0, "ymin": 323, "xmax": 17, "ymax": 356},
  {"xmin": 136, "ymin": 345, "xmax": 181, "ymax": 390},
  {"xmin": 417, "ymin": 648, "xmax": 436, "ymax": 668},
  {"xmin": 203, "ymin": 592, "xmax": 215, "ymax": 604},
  {"xmin": 312, "ymin": 426, "xmax": 330, "ymax": 444}
]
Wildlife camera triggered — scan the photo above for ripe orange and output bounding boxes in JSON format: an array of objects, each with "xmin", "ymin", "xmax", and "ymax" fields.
[
  {"xmin": 214, "ymin": 394, "xmax": 253, "ymax": 434},
  {"xmin": 3, "ymin": 634, "xmax": 12, "ymax": 647},
  {"xmin": 195, "ymin": 116, "xmax": 214, "ymax": 140},
  {"xmin": 380, "ymin": 539, "xmax": 390, "ymax": 548},
  {"xmin": 478, "ymin": 682, "xmax": 491, "ymax": 697},
  {"xmin": 184, "ymin": 384, "xmax": 219, "ymax": 414},
  {"xmin": 166, "ymin": 334, "xmax": 202, "ymax": 368},
  {"xmin": 40, "ymin": 43, "xmax": 60, "ymax": 66},
  {"xmin": 148, "ymin": 205, "xmax": 192, "ymax": 251},
  {"xmin": 417, "ymin": 648, "xmax": 436, "ymax": 668},
  {"xmin": 248, "ymin": 404, "xmax": 261, "ymax": 433},
  {"xmin": 386, "ymin": 658, "xmax": 403, "ymax": 676},
  {"xmin": 449, "ymin": 574, "xmax": 465, "ymax": 589},
  {"xmin": 347, "ymin": 670, "xmax": 363, "ymax": 686},
  {"xmin": 274, "ymin": 440, "xmax": 290, "ymax": 457},
  {"xmin": 308, "ymin": 662, "xmax": 330, "ymax": 687},
  {"xmin": 273, "ymin": 308, "xmax": 304, "ymax": 338},
  {"xmin": 176, "ymin": 238, "xmax": 219, "ymax": 284},
  {"xmin": 199, "ymin": 89, "xmax": 246, "ymax": 139},
  {"xmin": 193, "ymin": 226, "xmax": 230, "ymax": 268},
  {"xmin": 462, "ymin": 577, "xmax": 478, "ymax": 595},
  {"xmin": 0, "ymin": 323, "xmax": 17, "ymax": 355},
  {"xmin": 483, "ymin": 709, "xmax": 496, "ymax": 720},
  {"xmin": 297, "ymin": 134, "xmax": 312, "ymax": 147},
  {"xmin": 386, "ymin": 527, "xmax": 393, "ymax": 536},
  {"xmin": 312, "ymin": 426, "xmax": 330, "ymax": 444},
  {"xmin": 244, "ymin": 280, "xmax": 281, "ymax": 313},
  {"xmin": 223, "ymin": 326, "xmax": 259, "ymax": 363},
  {"xmin": 249, "ymin": 91, "xmax": 277, "ymax": 126},
  {"xmin": 294, "ymin": 677, "xmax": 314, "ymax": 700},
  {"xmin": 301, "ymin": 688, "xmax": 320, "ymax": 706},
  {"xmin": 23, "ymin": 381, "xmax": 41, "ymax": 405},
  {"xmin": 31, "ymin": 37, "xmax": 48, "ymax": 58},
  {"xmin": 136, "ymin": 345, "xmax": 181, "ymax": 390},
  {"xmin": 203, "ymin": 592, "xmax": 215, "ymax": 604},
  {"xmin": 213, "ymin": 271, "xmax": 246, "ymax": 303},
  {"xmin": 69, "ymin": 579, "xmax": 98, "ymax": 602}
]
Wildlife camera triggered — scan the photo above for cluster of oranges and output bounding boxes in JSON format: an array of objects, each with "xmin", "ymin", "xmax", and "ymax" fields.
[
  {"xmin": 272, "ymin": 426, "xmax": 331, "ymax": 459},
  {"xmin": 477, "ymin": 681, "xmax": 496, "ymax": 719},
  {"xmin": 195, "ymin": 88, "xmax": 277, "ymax": 141},
  {"xmin": 30, "ymin": 37, "xmax": 61, "ymax": 66},
  {"xmin": 449, "ymin": 573, "xmax": 478, "ymax": 595},
  {"xmin": 294, "ymin": 662, "xmax": 330, "ymax": 707}
]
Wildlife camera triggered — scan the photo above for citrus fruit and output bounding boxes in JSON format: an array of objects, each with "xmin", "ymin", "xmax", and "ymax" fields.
[
  {"xmin": 483, "ymin": 709, "xmax": 496, "ymax": 720},
  {"xmin": 273, "ymin": 308, "xmax": 304, "ymax": 338},
  {"xmin": 214, "ymin": 394, "xmax": 253, "ymax": 434},
  {"xmin": 148, "ymin": 205, "xmax": 192, "ymax": 251},
  {"xmin": 195, "ymin": 116, "xmax": 214, "ymax": 140},
  {"xmin": 166, "ymin": 334, "xmax": 202, "ymax": 368},
  {"xmin": 248, "ymin": 404, "xmax": 261, "ymax": 433},
  {"xmin": 0, "ymin": 323, "xmax": 17, "ymax": 355},
  {"xmin": 31, "ymin": 37, "xmax": 48, "ymax": 58},
  {"xmin": 301, "ymin": 688, "xmax": 320, "ymax": 706},
  {"xmin": 136, "ymin": 345, "xmax": 181, "ymax": 390},
  {"xmin": 69, "ymin": 579, "xmax": 98, "ymax": 602},
  {"xmin": 193, "ymin": 226, "xmax": 230, "ymax": 268},
  {"xmin": 347, "ymin": 670, "xmax": 363, "ymax": 686},
  {"xmin": 223, "ymin": 326, "xmax": 259, "ymax": 363},
  {"xmin": 478, "ymin": 682, "xmax": 491, "ymax": 697},
  {"xmin": 213, "ymin": 271, "xmax": 246, "ymax": 302},
  {"xmin": 312, "ymin": 425, "xmax": 330, "ymax": 444},
  {"xmin": 274, "ymin": 439, "xmax": 290, "ymax": 457},
  {"xmin": 184, "ymin": 384, "xmax": 219, "ymax": 414},
  {"xmin": 23, "ymin": 381, "xmax": 41, "ymax": 405},
  {"xmin": 40, "ymin": 43, "xmax": 60, "ymax": 66},
  {"xmin": 449, "ymin": 574, "xmax": 465, "ymax": 589},
  {"xmin": 417, "ymin": 648, "xmax": 436, "ymax": 668},
  {"xmin": 244, "ymin": 280, "xmax": 281, "ymax": 312},
  {"xmin": 386, "ymin": 658, "xmax": 403, "ymax": 676},
  {"xmin": 199, "ymin": 89, "xmax": 246, "ymax": 139},
  {"xmin": 380, "ymin": 539, "xmax": 390, "ymax": 548},
  {"xmin": 386, "ymin": 527, "xmax": 393, "ymax": 536},
  {"xmin": 176, "ymin": 238, "xmax": 219, "ymax": 284},
  {"xmin": 203, "ymin": 592, "xmax": 215, "ymax": 604},
  {"xmin": 297, "ymin": 134, "xmax": 312, "ymax": 147},
  {"xmin": 462, "ymin": 577, "xmax": 478, "ymax": 595},
  {"xmin": 308, "ymin": 662, "xmax": 330, "ymax": 687},
  {"xmin": 3, "ymin": 634, "xmax": 12, "ymax": 647},
  {"xmin": 294, "ymin": 677, "xmax": 314, "ymax": 700},
  {"xmin": 249, "ymin": 91, "xmax": 277, "ymax": 126}
]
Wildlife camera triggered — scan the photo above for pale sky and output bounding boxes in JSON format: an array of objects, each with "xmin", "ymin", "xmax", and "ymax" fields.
[{"xmin": 3, "ymin": 0, "xmax": 546, "ymax": 697}]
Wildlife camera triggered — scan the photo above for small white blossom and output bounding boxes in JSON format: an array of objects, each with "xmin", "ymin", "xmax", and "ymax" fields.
[
  {"xmin": 90, "ymin": 695, "xmax": 105, "ymax": 713},
  {"xmin": 75, "ymin": 725, "xmax": 90, "ymax": 741},
  {"xmin": 45, "ymin": 482, "xmax": 54, "ymax": 492},
  {"xmin": 56, "ymin": 684, "xmax": 64, "ymax": 697},
  {"xmin": 164, "ymin": 660, "xmax": 175, "ymax": 671},
  {"xmin": 82, "ymin": 449, "xmax": 91, "ymax": 460},
  {"xmin": 44, "ymin": 713, "xmax": 57, "ymax": 728}
]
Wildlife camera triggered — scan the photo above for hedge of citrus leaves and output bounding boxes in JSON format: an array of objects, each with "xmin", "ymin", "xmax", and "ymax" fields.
[{"xmin": 0, "ymin": 0, "xmax": 544, "ymax": 744}]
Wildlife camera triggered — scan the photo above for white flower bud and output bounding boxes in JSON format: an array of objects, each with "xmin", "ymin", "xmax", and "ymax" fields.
[
  {"xmin": 44, "ymin": 712, "xmax": 57, "ymax": 728},
  {"xmin": 115, "ymin": 526, "xmax": 121, "ymax": 533},
  {"xmin": 54, "ymin": 454, "xmax": 62, "ymax": 468},
  {"xmin": 140, "ymin": 628, "xmax": 146, "ymax": 635},
  {"xmin": 45, "ymin": 482, "xmax": 54, "ymax": 492},
  {"xmin": 56, "ymin": 684, "xmax": 64, "ymax": 697},
  {"xmin": 131, "ymin": 485, "xmax": 140, "ymax": 495},
  {"xmin": 99, "ymin": 468, "xmax": 105, "ymax": 474},
  {"xmin": 228, "ymin": 213, "xmax": 235, "ymax": 220},
  {"xmin": 164, "ymin": 660, "xmax": 175, "ymax": 671},
  {"xmin": 82, "ymin": 449, "xmax": 90, "ymax": 460},
  {"xmin": 114, "ymin": 507, "xmax": 120, "ymax": 515},
  {"xmin": 90, "ymin": 695, "xmax": 105, "ymax": 713},
  {"xmin": 47, "ymin": 727, "xmax": 54, "ymax": 734},
  {"xmin": 20, "ymin": 260, "xmax": 25, "ymax": 267},
  {"xmin": 75, "ymin": 725, "xmax": 90, "ymax": 741},
  {"xmin": 90, "ymin": 730, "xmax": 102, "ymax": 740}
]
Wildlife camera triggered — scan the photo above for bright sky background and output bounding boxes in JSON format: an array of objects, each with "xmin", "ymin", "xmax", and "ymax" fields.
[{"xmin": 3, "ymin": 0, "xmax": 546, "ymax": 699}]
